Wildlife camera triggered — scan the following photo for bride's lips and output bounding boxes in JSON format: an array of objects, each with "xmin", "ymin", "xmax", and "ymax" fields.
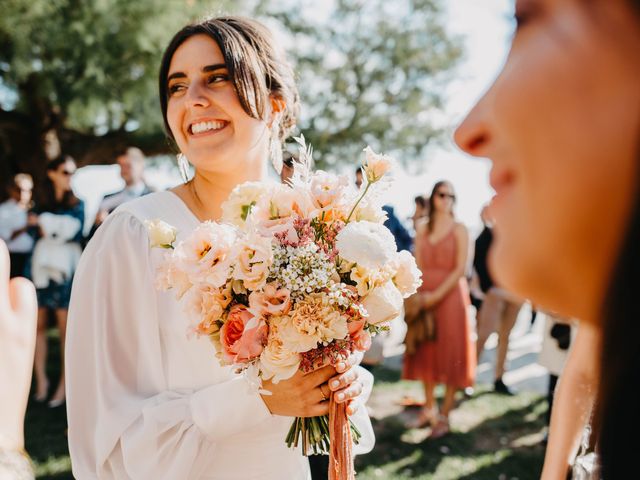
[{"xmin": 186, "ymin": 118, "xmax": 230, "ymax": 138}]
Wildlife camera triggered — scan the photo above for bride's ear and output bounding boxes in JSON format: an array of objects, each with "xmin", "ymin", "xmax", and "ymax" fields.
[{"xmin": 268, "ymin": 96, "xmax": 286, "ymax": 127}]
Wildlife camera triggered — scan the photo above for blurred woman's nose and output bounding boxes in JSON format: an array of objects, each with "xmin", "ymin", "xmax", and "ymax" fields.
[{"xmin": 454, "ymin": 102, "xmax": 491, "ymax": 158}]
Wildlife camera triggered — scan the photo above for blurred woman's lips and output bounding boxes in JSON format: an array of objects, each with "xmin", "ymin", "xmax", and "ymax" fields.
[
  {"xmin": 489, "ymin": 167, "xmax": 516, "ymax": 215},
  {"xmin": 489, "ymin": 167, "xmax": 515, "ymax": 196}
]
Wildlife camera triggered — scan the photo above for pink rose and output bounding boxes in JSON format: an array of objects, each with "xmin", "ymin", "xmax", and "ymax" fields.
[
  {"xmin": 248, "ymin": 283, "xmax": 292, "ymax": 317},
  {"xmin": 348, "ymin": 319, "xmax": 372, "ymax": 352},
  {"xmin": 220, "ymin": 305, "xmax": 267, "ymax": 363}
]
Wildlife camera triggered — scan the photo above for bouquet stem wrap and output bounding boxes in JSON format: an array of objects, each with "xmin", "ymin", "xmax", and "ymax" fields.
[{"xmin": 328, "ymin": 393, "xmax": 354, "ymax": 480}]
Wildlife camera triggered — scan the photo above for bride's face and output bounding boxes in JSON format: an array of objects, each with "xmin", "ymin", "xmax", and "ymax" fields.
[
  {"xmin": 454, "ymin": 0, "xmax": 640, "ymax": 322},
  {"xmin": 165, "ymin": 34, "xmax": 270, "ymax": 175}
]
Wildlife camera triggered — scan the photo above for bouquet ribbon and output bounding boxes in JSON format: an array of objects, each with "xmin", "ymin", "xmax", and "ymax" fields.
[{"xmin": 328, "ymin": 393, "xmax": 355, "ymax": 480}]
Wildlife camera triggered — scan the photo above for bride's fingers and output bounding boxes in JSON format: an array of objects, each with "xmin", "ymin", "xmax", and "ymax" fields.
[
  {"xmin": 333, "ymin": 380, "xmax": 363, "ymax": 403},
  {"xmin": 328, "ymin": 366, "xmax": 359, "ymax": 392},
  {"xmin": 346, "ymin": 400, "xmax": 359, "ymax": 416},
  {"xmin": 335, "ymin": 352, "xmax": 359, "ymax": 373}
]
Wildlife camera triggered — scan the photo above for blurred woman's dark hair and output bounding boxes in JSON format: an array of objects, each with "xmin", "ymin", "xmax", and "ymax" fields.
[
  {"xmin": 158, "ymin": 16, "xmax": 299, "ymax": 146},
  {"xmin": 598, "ymin": 170, "xmax": 640, "ymax": 477},
  {"xmin": 427, "ymin": 181, "xmax": 455, "ymax": 233},
  {"xmin": 38, "ymin": 155, "xmax": 79, "ymax": 211}
]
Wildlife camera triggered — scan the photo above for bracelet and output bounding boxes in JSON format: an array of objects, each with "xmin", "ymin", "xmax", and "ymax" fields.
[{"xmin": 0, "ymin": 445, "xmax": 34, "ymax": 480}]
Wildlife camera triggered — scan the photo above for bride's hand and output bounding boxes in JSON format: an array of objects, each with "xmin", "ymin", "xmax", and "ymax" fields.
[{"xmin": 260, "ymin": 353, "xmax": 364, "ymax": 417}]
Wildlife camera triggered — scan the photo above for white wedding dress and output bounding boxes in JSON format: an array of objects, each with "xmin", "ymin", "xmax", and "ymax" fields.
[{"xmin": 66, "ymin": 191, "xmax": 374, "ymax": 480}]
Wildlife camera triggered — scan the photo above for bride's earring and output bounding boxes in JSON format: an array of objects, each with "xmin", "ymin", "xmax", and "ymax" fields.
[
  {"xmin": 269, "ymin": 119, "xmax": 283, "ymax": 174},
  {"xmin": 177, "ymin": 153, "xmax": 190, "ymax": 183}
]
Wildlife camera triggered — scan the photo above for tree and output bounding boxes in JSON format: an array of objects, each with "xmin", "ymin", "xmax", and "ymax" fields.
[
  {"xmin": 0, "ymin": 0, "xmax": 229, "ymax": 181},
  {"xmin": 255, "ymin": 0, "xmax": 462, "ymax": 169},
  {"xmin": 0, "ymin": 0, "xmax": 460, "ymax": 181}
]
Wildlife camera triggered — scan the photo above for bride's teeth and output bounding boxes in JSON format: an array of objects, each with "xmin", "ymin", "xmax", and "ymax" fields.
[{"xmin": 190, "ymin": 121, "xmax": 225, "ymax": 134}]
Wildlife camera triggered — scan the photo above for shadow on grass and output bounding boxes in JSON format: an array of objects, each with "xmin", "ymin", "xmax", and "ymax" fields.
[{"xmin": 356, "ymin": 371, "xmax": 547, "ymax": 480}]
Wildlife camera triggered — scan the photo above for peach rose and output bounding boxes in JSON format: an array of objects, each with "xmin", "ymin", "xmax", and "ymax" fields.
[
  {"xmin": 348, "ymin": 318, "xmax": 372, "ymax": 352},
  {"xmin": 234, "ymin": 231, "xmax": 273, "ymax": 291},
  {"xmin": 220, "ymin": 305, "xmax": 267, "ymax": 364}
]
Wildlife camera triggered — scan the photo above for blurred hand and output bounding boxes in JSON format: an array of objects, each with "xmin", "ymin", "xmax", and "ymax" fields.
[
  {"xmin": 260, "ymin": 352, "xmax": 364, "ymax": 417},
  {"xmin": 421, "ymin": 291, "xmax": 440, "ymax": 310},
  {"xmin": 26, "ymin": 212, "xmax": 39, "ymax": 227},
  {"xmin": 0, "ymin": 240, "xmax": 37, "ymax": 451},
  {"xmin": 94, "ymin": 209, "xmax": 108, "ymax": 226}
]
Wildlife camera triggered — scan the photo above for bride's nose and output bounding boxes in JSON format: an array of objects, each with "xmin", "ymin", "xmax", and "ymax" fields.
[{"xmin": 185, "ymin": 81, "xmax": 212, "ymax": 109}]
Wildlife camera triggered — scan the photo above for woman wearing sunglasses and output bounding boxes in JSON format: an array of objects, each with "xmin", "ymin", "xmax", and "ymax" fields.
[
  {"xmin": 403, "ymin": 180, "xmax": 476, "ymax": 438},
  {"xmin": 454, "ymin": 0, "xmax": 640, "ymax": 477},
  {"xmin": 30, "ymin": 154, "xmax": 84, "ymax": 408}
]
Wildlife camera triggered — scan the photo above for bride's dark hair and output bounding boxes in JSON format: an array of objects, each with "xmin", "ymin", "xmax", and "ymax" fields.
[{"xmin": 158, "ymin": 16, "xmax": 299, "ymax": 144}]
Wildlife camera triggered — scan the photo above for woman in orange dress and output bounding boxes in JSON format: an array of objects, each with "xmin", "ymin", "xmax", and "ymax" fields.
[{"xmin": 403, "ymin": 180, "xmax": 476, "ymax": 438}]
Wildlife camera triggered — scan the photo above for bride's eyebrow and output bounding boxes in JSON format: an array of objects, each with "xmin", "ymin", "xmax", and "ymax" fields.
[
  {"xmin": 202, "ymin": 63, "xmax": 227, "ymax": 73},
  {"xmin": 167, "ymin": 64, "xmax": 227, "ymax": 83}
]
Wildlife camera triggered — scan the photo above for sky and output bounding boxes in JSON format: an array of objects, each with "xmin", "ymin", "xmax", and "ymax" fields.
[{"xmin": 73, "ymin": 0, "xmax": 514, "ymax": 234}]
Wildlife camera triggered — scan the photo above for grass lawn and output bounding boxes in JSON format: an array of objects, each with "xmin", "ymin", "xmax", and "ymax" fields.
[{"xmin": 26, "ymin": 333, "xmax": 547, "ymax": 479}]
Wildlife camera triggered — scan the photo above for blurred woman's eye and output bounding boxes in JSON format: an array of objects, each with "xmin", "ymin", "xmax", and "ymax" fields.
[{"xmin": 514, "ymin": 0, "xmax": 543, "ymax": 33}]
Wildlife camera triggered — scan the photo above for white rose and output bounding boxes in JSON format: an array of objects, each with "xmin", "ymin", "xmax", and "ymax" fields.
[
  {"xmin": 221, "ymin": 181, "xmax": 274, "ymax": 227},
  {"xmin": 362, "ymin": 280, "xmax": 404, "ymax": 324},
  {"xmin": 336, "ymin": 221, "xmax": 397, "ymax": 269},
  {"xmin": 260, "ymin": 330, "xmax": 301, "ymax": 383},
  {"xmin": 392, "ymin": 250, "xmax": 422, "ymax": 297},
  {"xmin": 145, "ymin": 219, "xmax": 177, "ymax": 248}
]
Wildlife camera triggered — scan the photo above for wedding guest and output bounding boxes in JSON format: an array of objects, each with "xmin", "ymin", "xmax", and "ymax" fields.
[
  {"xmin": 88, "ymin": 147, "xmax": 153, "ymax": 239},
  {"xmin": 411, "ymin": 194, "xmax": 428, "ymax": 233},
  {"xmin": 402, "ymin": 181, "xmax": 476, "ymax": 438},
  {"xmin": 0, "ymin": 174, "xmax": 35, "ymax": 278},
  {"xmin": 66, "ymin": 16, "xmax": 373, "ymax": 479},
  {"xmin": 473, "ymin": 205, "xmax": 522, "ymax": 395},
  {"xmin": 30, "ymin": 155, "xmax": 84, "ymax": 408},
  {"xmin": 0, "ymin": 240, "xmax": 37, "ymax": 480},
  {"xmin": 454, "ymin": 0, "xmax": 640, "ymax": 476}
]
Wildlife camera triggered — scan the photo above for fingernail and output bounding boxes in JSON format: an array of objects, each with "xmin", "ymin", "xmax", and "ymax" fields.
[
  {"xmin": 336, "ymin": 393, "xmax": 345, "ymax": 401},
  {"xmin": 337, "ymin": 362, "xmax": 346, "ymax": 371},
  {"xmin": 330, "ymin": 380, "xmax": 340, "ymax": 389}
]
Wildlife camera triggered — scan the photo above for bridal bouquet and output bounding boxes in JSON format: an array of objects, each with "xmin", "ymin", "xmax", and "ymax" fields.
[{"xmin": 147, "ymin": 136, "xmax": 421, "ymax": 479}]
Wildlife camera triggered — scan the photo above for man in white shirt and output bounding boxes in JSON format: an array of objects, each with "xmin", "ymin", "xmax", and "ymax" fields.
[
  {"xmin": 0, "ymin": 174, "xmax": 35, "ymax": 278},
  {"xmin": 88, "ymin": 147, "xmax": 153, "ymax": 239}
]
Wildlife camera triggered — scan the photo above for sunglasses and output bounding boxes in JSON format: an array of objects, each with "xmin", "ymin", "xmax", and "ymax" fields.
[{"xmin": 435, "ymin": 191, "xmax": 456, "ymax": 201}]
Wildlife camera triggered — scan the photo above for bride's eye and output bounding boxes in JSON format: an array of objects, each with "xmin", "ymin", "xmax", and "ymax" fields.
[
  {"xmin": 208, "ymin": 73, "xmax": 229, "ymax": 85},
  {"xmin": 168, "ymin": 83, "xmax": 186, "ymax": 96}
]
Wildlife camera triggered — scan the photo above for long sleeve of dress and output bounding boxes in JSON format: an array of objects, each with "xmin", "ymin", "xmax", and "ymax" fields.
[{"xmin": 66, "ymin": 212, "xmax": 273, "ymax": 480}]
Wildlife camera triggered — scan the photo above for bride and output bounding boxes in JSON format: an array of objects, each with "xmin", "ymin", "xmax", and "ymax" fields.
[{"xmin": 66, "ymin": 16, "xmax": 374, "ymax": 479}]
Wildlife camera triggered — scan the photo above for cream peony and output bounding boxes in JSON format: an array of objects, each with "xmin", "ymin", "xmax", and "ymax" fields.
[
  {"xmin": 221, "ymin": 181, "xmax": 273, "ymax": 227},
  {"xmin": 336, "ymin": 221, "xmax": 397, "ymax": 269},
  {"xmin": 391, "ymin": 250, "xmax": 422, "ymax": 297},
  {"xmin": 233, "ymin": 231, "xmax": 274, "ymax": 291},
  {"xmin": 279, "ymin": 293, "xmax": 349, "ymax": 352},
  {"xmin": 362, "ymin": 146, "xmax": 394, "ymax": 183},
  {"xmin": 362, "ymin": 280, "xmax": 404, "ymax": 324},
  {"xmin": 145, "ymin": 219, "xmax": 177, "ymax": 248},
  {"xmin": 173, "ymin": 221, "xmax": 237, "ymax": 288}
]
